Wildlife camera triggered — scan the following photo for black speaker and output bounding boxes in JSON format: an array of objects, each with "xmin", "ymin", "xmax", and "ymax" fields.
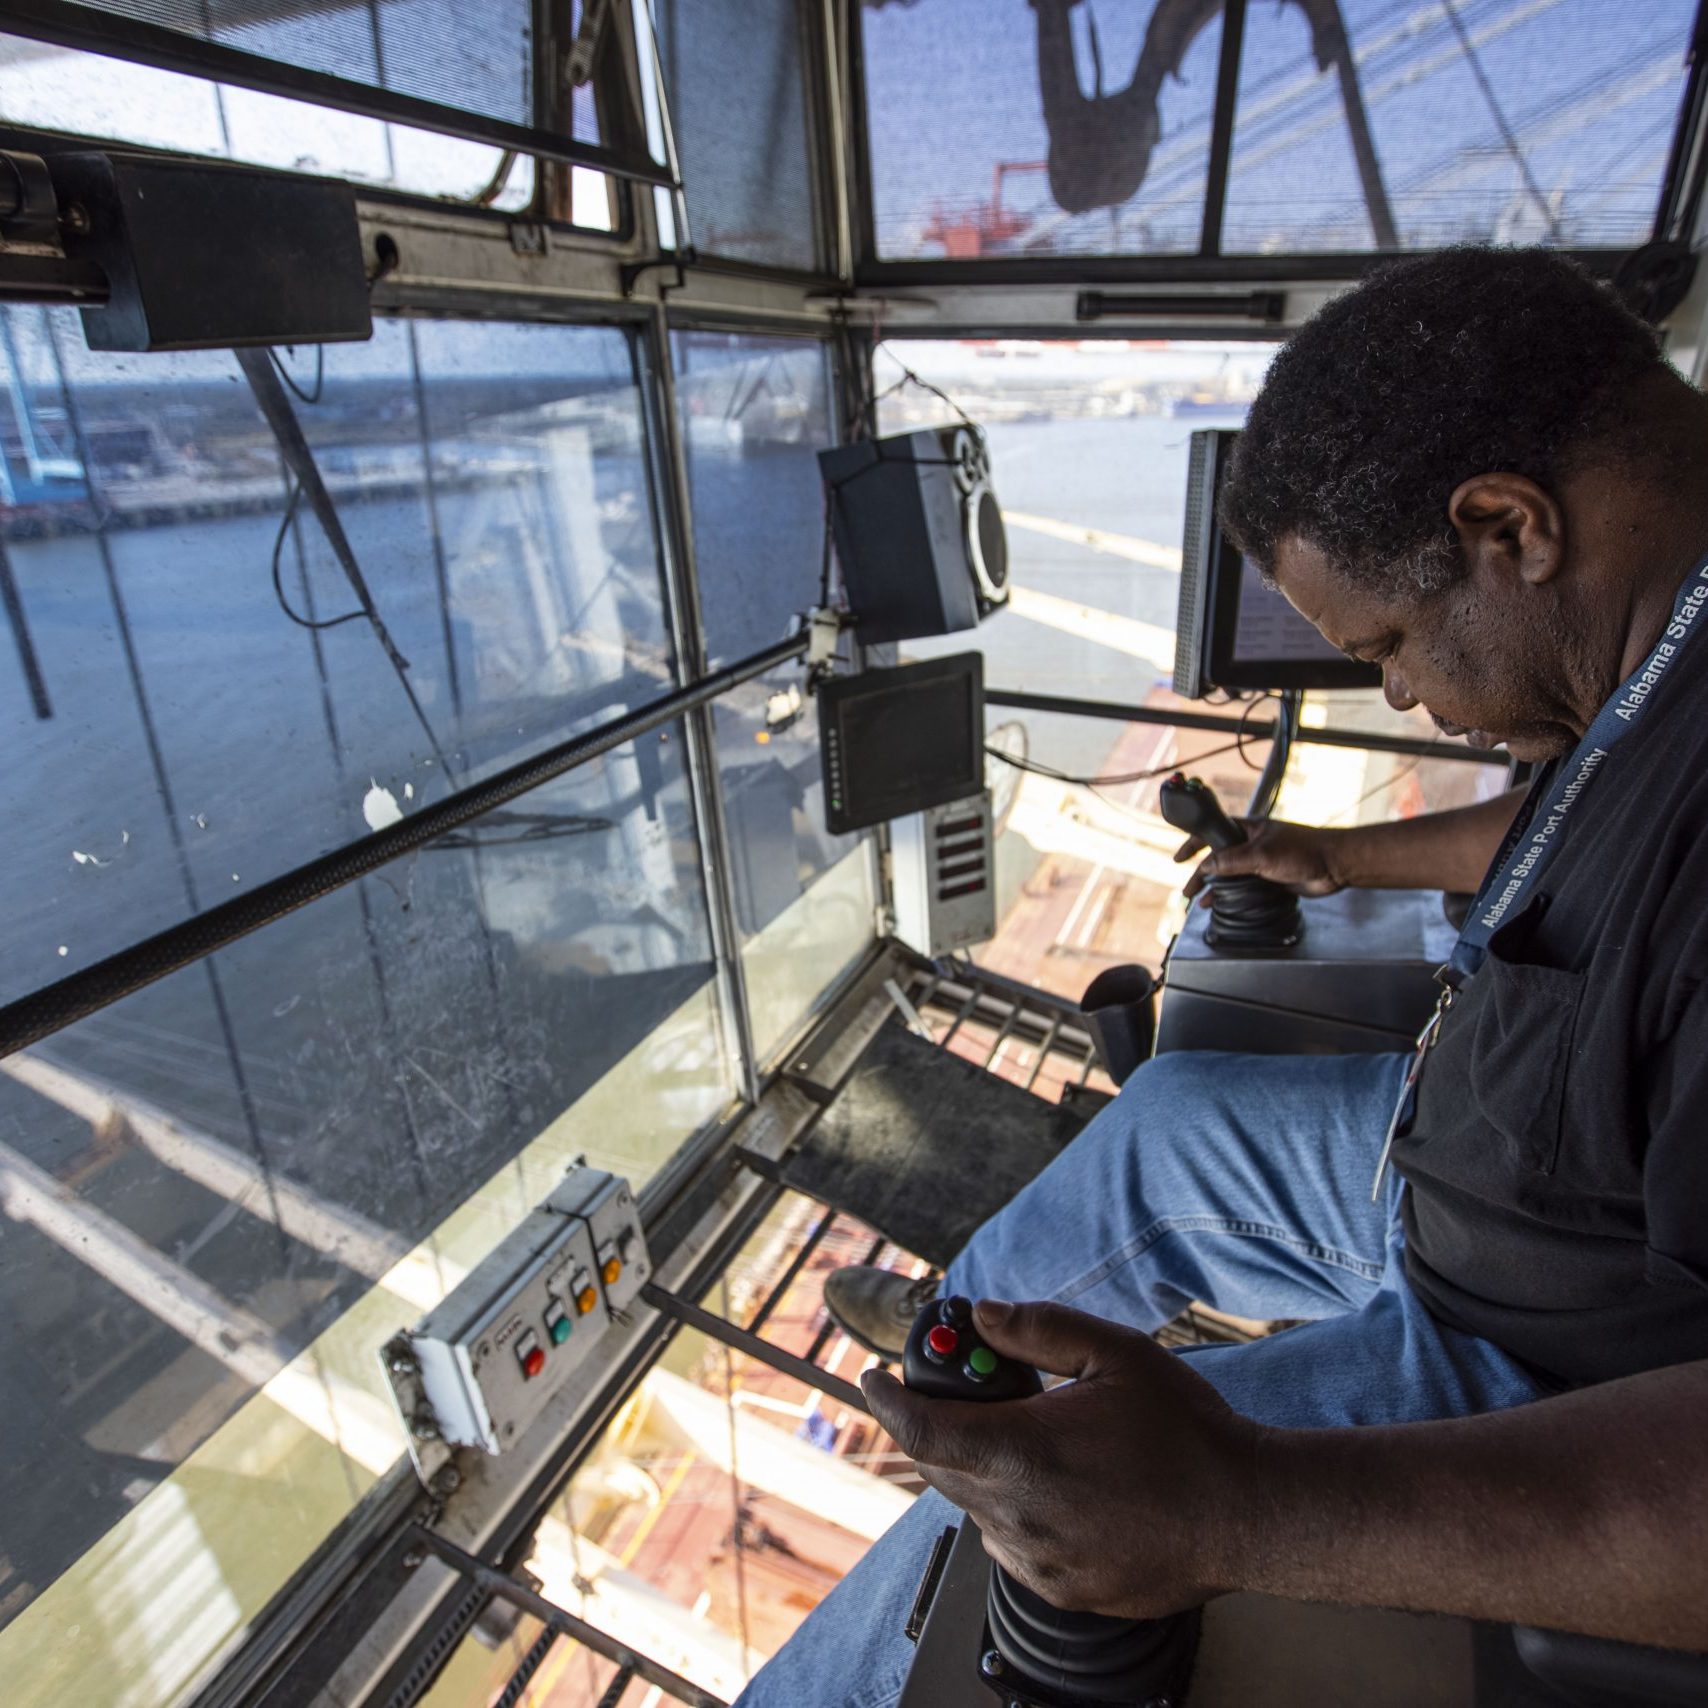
[{"xmin": 818, "ymin": 425, "xmax": 1009, "ymax": 643}]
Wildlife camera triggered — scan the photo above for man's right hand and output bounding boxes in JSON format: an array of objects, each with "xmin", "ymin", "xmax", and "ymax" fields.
[
  {"xmin": 1174, "ymin": 817, "xmax": 1345, "ymax": 903},
  {"xmin": 1172, "ymin": 787, "xmax": 1528, "ymax": 900}
]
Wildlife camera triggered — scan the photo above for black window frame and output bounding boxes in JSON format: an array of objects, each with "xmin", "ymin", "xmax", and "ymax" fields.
[{"xmin": 0, "ymin": 0, "xmax": 668, "ymax": 201}]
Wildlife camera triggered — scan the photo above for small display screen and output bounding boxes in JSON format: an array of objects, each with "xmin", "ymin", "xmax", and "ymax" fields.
[
  {"xmin": 819, "ymin": 654, "xmax": 983, "ymax": 834},
  {"xmin": 1228, "ymin": 558, "xmax": 1353, "ymax": 670},
  {"xmin": 1175, "ymin": 429, "xmax": 1380, "ymax": 695}
]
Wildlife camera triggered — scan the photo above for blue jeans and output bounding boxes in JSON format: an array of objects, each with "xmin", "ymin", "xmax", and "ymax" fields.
[{"xmin": 736, "ymin": 1050, "xmax": 1546, "ymax": 1708}]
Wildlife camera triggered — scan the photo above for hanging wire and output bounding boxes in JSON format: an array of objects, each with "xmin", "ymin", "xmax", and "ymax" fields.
[
  {"xmin": 985, "ymin": 735, "xmax": 1247, "ymax": 787},
  {"xmin": 269, "ymin": 344, "xmax": 325, "ymax": 405},
  {"xmin": 1235, "ymin": 692, "xmax": 1277, "ymax": 771}
]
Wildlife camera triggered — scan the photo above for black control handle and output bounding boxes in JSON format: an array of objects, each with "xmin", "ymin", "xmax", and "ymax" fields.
[
  {"xmin": 901, "ymin": 1294, "xmax": 1042, "ymax": 1404},
  {"xmin": 1158, "ymin": 772, "xmax": 1247, "ymax": 852},
  {"xmin": 900, "ymin": 1298, "xmax": 1203, "ymax": 1706}
]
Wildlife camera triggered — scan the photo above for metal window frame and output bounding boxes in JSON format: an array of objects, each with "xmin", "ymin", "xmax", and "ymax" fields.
[{"xmin": 2, "ymin": 0, "xmax": 676, "ymax": 186}]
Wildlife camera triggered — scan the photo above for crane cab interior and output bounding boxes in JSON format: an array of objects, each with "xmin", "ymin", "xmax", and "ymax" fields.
[{"xmin": 3, "ymin": 4, "xmax": 1708, "ymax": 1706}]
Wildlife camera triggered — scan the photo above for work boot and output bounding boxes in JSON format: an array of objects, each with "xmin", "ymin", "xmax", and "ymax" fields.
[{"xmin": 822, "ymin": 1267, "xmax": 939, "ymax": 1358}]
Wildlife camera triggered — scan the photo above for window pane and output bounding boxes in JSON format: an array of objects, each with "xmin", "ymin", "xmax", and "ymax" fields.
[
  {"xmin": 44, "ymin": 0, "xmax": 548, "ymax": 139},
  {"xmin": 656, "ymin": 0, "xmax": 819, "ymax": 269},
  {"xmin": 976, "ymin": 704, "xmax": 1278, "ymax": 1004},
  {"xmin": 872, "ymin": 342, "xmax": 1513, "ymax": 1001},
  {"xmin": 3, "ymin": 310, "xmax": 671, "ymax": 1003},
  {"xmin": 877, "ymin": 338, "xmax": 1275, "ymax": 704},
  {"xmin": 673, "ymin": 332, "xmax": 872, "ymax": 1048},
  {"xmin": 674, "ymin": 331, "xmax": 860, "ymax": 931},
  {"xmin": 0, "ymin": 730, "xmax": 734, "ymax": 1704},
  {"xmin": 861, "ymin": 0, "xmax": 1223, "ymax": 260},
  {"xmin": 675, "ymin": 333, "xmax": 834, "ymax": 670},
  {"xmin": 0, "ymin": 34, "xmax": 540, "ymax": 207},
  {"xmin": 1299, "ymin": 691, "xmax": 1514, "ymax": 826},
  {"xmin": 1224, "ymin": 0, "xmax": 1696, "ymax": 253}
]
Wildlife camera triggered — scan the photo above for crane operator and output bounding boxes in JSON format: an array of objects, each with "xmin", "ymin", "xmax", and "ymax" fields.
[{"xmin": 737, "ymin": 246, "xmax": 1708, "ymax": 1706}]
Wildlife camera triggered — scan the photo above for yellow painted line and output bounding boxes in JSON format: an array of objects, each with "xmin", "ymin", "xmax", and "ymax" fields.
[
  {"xmin": 1004, "ymin": 509, "xmax": 1182, "ymax": 571},
  {"xmin": 619, "ymin": 1450, "xmax": 699, "ymax": 1568},
  {"xmin": 1004, "ymin": 584, "xmax": 1177, "ymax": 673}
]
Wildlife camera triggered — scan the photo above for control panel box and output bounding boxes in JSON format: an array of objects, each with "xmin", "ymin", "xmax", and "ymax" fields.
[
  {"xmin": 1156, "ymin": 887, "xmax": 1456, "ymax": 1056},
  {"xmin": 891, "ymin": 791, "xmax": 996, "ymax": 957},
  {"xmin": 381, "ymin": 1167, "xmax": 648, "ymax": 1476}
]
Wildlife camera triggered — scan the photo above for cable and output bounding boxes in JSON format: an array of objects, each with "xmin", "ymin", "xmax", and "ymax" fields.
[
  {"xmin": 869, "ymin": 351, "xmax": 980, "ymax": 432},
  {"xmin": 1440, "ymin": 0, "xmax": 1564, "ymax": 242},
  {"xmin": 985, "ymin": 735, "xmax": 1247, "ymax": 788},
  {"xmin": 269, "ymin": 345, "xmax": 324, "ymax": 405},
  {"xmin": 270, "ymin": 481, "xmax": 367, "ymax": 631},
  {"xmin": 1235, "ymin": 693, "xmax": 1275, "ymax": 771}
]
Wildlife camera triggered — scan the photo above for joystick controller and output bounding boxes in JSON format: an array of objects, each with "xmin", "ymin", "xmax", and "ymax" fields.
[
  {"xmin": 903, "ymin": 1298, "xmax": 1200, "ymax": 1707},
  {"xmin": 1157, "ymin": 774, "xmax": 1301, "ymax": 952},
  {"xmin": 902, "ymin": 1293, "xmax": 1042, "ymax": 1403}
]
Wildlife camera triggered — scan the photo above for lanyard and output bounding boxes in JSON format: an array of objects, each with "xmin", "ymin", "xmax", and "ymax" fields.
[{"xmin": 1370, "ymin": 557, "xmax": 1708, "ymax": 1200}]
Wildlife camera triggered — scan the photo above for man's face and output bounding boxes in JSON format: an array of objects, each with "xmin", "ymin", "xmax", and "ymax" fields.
[{"xmin": 1271, "ymin": 535, "xmax": 1584, "ymax": 762}]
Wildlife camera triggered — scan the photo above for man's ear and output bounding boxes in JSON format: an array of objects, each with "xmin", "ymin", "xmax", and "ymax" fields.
[{"xmin": 1447, "ymin": 473, "xmax": 1565, "ymax": 586}]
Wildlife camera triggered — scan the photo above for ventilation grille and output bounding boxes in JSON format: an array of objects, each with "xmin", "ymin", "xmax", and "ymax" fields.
[{"xmin": 931, "ymin": 808, "xmax": 989, "ymax": 904}]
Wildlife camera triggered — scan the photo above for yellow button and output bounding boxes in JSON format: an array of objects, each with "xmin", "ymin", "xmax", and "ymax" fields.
[
  {"xmin": 602, "ymin": 1257, "xmax": 622, "ymax": 1286},
  {"xmin": 576, "ymin": 1285, "xmax": 598, "ymax": 1315}
]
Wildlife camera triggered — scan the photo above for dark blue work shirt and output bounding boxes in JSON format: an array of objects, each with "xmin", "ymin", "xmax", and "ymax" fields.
[{"xmin": 1395, "ymin": 643, "xmax": 1708, "ymax": 1386}]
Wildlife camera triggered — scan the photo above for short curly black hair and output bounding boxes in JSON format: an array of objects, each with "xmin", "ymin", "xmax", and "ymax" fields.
[{"xmin": 1219, "ymin": 247, "xmax": 1671, "ymax": 596}]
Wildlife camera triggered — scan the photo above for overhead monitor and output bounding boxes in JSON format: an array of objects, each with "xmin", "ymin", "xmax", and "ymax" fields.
[
  {"xmin": 1172, "ymin": 429, "xmax": 1381, "ymax": 697},
  {"xmin": 817, "ymin": 653, "xmax": 984, "ymax": 834}
]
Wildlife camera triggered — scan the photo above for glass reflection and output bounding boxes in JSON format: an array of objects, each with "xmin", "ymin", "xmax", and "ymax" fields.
[
  {"xmin": 1223, "ymin": 0, "xmax": 1694, "ymax": 252},
  {"xmin": 861, "ymin": 0, "xmax": 1224, "ymax": 259}
]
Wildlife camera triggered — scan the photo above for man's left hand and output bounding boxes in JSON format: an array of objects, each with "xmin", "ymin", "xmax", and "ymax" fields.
[{"xmin": 860, "ymin": 1299, "xmax": 1262, "ymax": 1619}]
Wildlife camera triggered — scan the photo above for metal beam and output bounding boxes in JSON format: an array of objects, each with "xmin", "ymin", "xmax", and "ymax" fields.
[
  {"xmin": 984, "ymin": 687, "xmax": 1512, "ymax": 767},
  {"xmin": 411, "ymin": 1528, "xmax": 726, "ymax": 1708},
  {"xmin": 641, "ymin": 1281, "xmax": 870, "ymax": 1416},
  {"xmin": 0, "ymin": 630, "xmax": 809, "ymax": 1061},
  {"xmin": 1, "ymin": 1051, "xmax": 440, "ymax": 1306},
  {"xmin": 0, "ymin": 1137, "xmax": 288, "ymax": 1387}
]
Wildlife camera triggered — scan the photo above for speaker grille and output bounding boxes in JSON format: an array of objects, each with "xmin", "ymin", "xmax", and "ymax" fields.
[{"xmin": 1173, "ymin": 430, "xmax": 1223, "ymax": 697}]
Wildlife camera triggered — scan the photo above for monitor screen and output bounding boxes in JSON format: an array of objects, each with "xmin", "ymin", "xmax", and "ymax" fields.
[
  {"xmin": 818, "ymin": 654, "xmax": 984, "ymax": 834},
  {"xmin": 1173, "ymin": 430, "xmax": 1380, "ymax": 696}
]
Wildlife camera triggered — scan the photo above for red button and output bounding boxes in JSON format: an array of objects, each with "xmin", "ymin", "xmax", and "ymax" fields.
[
  {"xmin": 925, "ymin": 1325, "xmax": 959, "ymax": 1360},
  {"xmin": 521, "ymin": 1346, "xmax": 546, "ymax": 1379}
]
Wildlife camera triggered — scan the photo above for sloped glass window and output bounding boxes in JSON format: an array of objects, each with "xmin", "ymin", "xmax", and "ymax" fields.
[
  {"xmin": 1223, "ymin": 0, "xmax": 1698, "ymax": 253},
  {"xmin": 1, "ymin": 310, "xmax": 672, "ymax": 1003},
  {"xmin": 62, "ymin": 0, "xmax": 544, "ymax": 131},
  {"xmin": 0, "ymin": 30, "xmax": 541, "ymax": 206},
  {"xmin": 656, "ymin": 0, "xmax": 820, "ymax": 269},
  {"xmin": 861, "ymin": 0, "xmax": 1224, "ymax": 259},
  {"xmin": 0, "ymin": 726, "xmax": 734, "ymax": 1704}
]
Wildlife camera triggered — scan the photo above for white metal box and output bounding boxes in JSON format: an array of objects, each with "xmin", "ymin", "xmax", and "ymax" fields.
[
  {"xmin": 381, "ymin": 1166, "xmax": 648, "ymax": 1475},
  {"xmin": 891, "ymin": 791, "xmax": 997, "ymax": 957}
]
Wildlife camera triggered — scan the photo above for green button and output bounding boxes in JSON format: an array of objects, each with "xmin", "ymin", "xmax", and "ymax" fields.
[
  {"xmin": 550, "ymin": 1316, "xmax": 573, "ymax": 1345},
  {"xmin": 967, "ymin": 1346, "xmax": 998, "ymax": 1377}
]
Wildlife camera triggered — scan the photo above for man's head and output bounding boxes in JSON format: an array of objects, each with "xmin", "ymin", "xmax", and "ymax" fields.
[{"xmin": 1220, "ymin": 246, "xmax": 1708, "ymax": 760}]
